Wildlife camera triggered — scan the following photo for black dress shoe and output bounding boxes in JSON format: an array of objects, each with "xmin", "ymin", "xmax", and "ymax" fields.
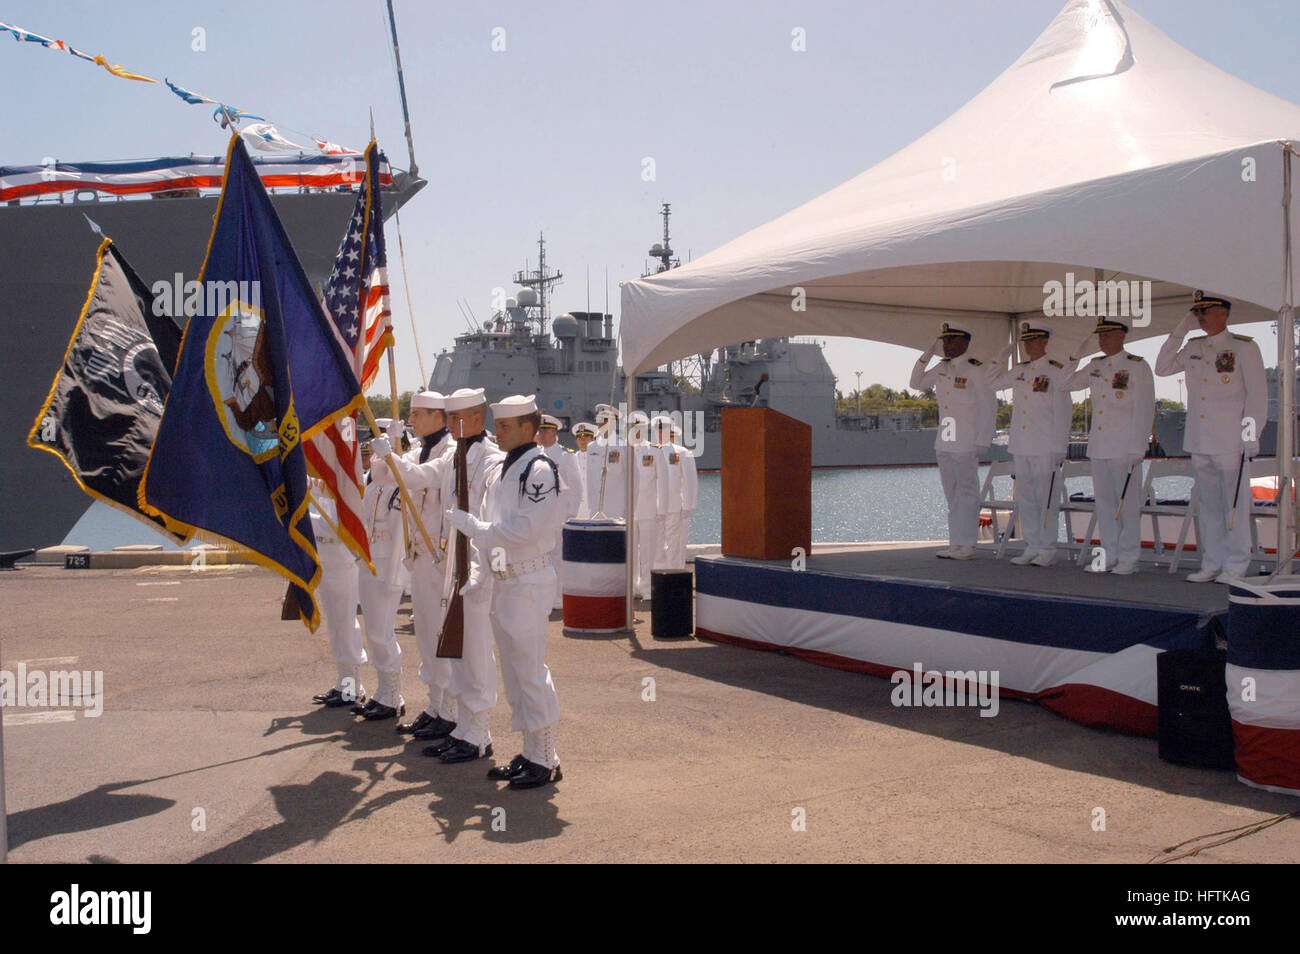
[
  {"xmin": 487, "ymin": 754, "xmax": 529, "ymax": 781},
  {"xmin": 508, "ymin": 760, "xmax": 562, "ymax": 789},
  {"xmin": 362, "ymin": 701, "xmax": 404, "ymax": 721},
  {"xmin": 412, "ymin": 716, "xmax": 457, "ymax": 741},
  {"xmin": 396, "ymin": 711, "xmax": 436, "ymax": 734},
  {"xmin": 351, "ymin": 698, "xmax": 378, "ymax": 715},
  {"xmin": 439, "ymin": 740, "xmax": 492, "ymax": 764},
  {"xmin": 312, "ymin": 687, "xmax": 336, "ymax": 704},
  {"xmin": 316, "ymin": 687, "xmax": 365, "ymax": 708},
  {"xmin": 421, "ymin": 736, "xmax": 459, "ymax": 757}
]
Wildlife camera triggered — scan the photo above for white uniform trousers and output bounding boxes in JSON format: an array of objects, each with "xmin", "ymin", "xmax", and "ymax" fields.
[
  {"xmin": 634, "ymin": 519, "xmax": 659, "ymax": 599},
  {"xmin": 447, "ymin": 587, "xmax": 498, "ymax": 749},
  {"xmin": 1091, "ymin": 458, "xmax": 1142, "ymax": 568},
  {"xmin": 1192, "ymin": 453, "xmax": 1253, "ymax": 575},
  {"xmin": 655, "ymin": 511, "xmax": 686, "ymax": 569},
  {"xmin": 318, "ymin": 550, "xmax": 367, "ymax": 692},
  {"xmin": 408, "ymin": 552, "xmax": 455, "ymax": 720},
  {"xmin": 549, "ymin": 540, "xmax": 565, "ymax": 610},
  {"xmin": 1014, "ymin": 454, "xmax": 1062, "ymax": 557},
  {"xmin": 490, "ymin": 577, "xmax": 560, "ymax": 740},
  {"xmin": 937, "ymin": 451, "xmax": 979, "ymax": 549},
  {"xmin": 357, "ymin": 568, "xmax": 404, "ymax": 706}
]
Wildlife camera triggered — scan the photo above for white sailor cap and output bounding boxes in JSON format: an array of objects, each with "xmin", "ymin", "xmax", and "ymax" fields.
[
  {"xmin": 444, "ymin": 387, "xmax": 487, "ymax": 411},
  {"xmin": 572, "ymin": 421, "xmax": 597, "ymax": 437},
  {"xmin": 410, "ymin": 390, "xmax": 445, "ymax": 410},
  {"xmin": 374, "ymin": 417, "xmax": 393, "ymax": 430},
  {"xmin": 490, "ymin": 394, "xmax": 538, "ymax": 419},
  {"xmin": 594, "ymin": 403, "xmax": 619, "ymax": 421},
  {"xmin": 539, "ymin": 413, "xmax": 562, "ymax": 430}
]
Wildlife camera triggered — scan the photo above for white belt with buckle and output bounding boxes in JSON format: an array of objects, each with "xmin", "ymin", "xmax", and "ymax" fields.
[{"xmin": 492, "ymin": 554, "xmax": 552, "ymax": 580}]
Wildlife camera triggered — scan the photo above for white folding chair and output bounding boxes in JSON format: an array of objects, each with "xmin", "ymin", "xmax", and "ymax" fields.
[
  {"xmin": 977, "ymin": 459, "xmax": 1018, "ymax": 558},
  {"xmin": 1139, "ymin": 459, "xmax": 1199, "ymax": 573},
  {"xmin": 1056, "ymin": 460, "xmax": 1097, "ymax": 566}
]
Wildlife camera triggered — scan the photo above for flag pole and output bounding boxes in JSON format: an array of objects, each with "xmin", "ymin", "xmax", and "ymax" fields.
[
  {"xmin": 358, "ymin": 400, "xmax": 437, "ymax": 556},
  {"xmin": 0, "ymin": 639, "xmax": 9, "ymax": 863},
  {"xmin": 387, "ymin": 349, "xmax": 412, "ymax": 554}
]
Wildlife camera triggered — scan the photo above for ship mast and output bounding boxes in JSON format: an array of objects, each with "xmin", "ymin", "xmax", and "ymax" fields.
[{"xmin": 513, "ymin": 231, "xmax": 563, "ymax": 333}]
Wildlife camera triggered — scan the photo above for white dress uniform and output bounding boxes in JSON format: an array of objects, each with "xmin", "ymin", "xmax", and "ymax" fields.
[
  {"xmin": 309, "ymin": 481, "xmax": 367, "ymax": 700},
  {"xmin": 654, "ymin": 438, "xmax": 698, "ymax": 570},
  {"xmin": 988, "ymin": 349, "xmax": 1075, "ymax": 561},
  {"xmin": 542, "ymin": 442, "xmax": 585, "ymax": 609},
  {"xmin": 357, "ymin": 471, "xmax": 405, "ymax": 710},
  {"xmin": 471, "ymin": 442, "xmax": 565, "ymax": 770},
  {"xmin": 910, "ymin": 350, "xmax": 996, "ymax": 551},
  {"xmin": 395, "ymin": 427, "xmax": 454, "ymax": 722},
  {"xmin": 585, "ymin": 435, "xmax": 628, "ymax": 520},
  {"xmin": 1065, "ymin": 349, "xmax": 1155, "ymax": 569},
  {"xmin": 1156, "ymin": 324, "xmax": 1267, "ymax": 576},
  {"xmin": 630, "ymin": 437, "xmax": 668, "ymax": 599}
]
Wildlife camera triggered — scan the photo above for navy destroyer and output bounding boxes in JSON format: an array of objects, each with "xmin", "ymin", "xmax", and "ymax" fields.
[{"xmin": 431, "ymin": 205, "xmax": 1009, "ymax": 471}]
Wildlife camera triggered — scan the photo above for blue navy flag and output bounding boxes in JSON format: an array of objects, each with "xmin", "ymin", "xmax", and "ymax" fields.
[{"xmin": 140, "ymin": 135, "xmax": 365, "ymax": 631}]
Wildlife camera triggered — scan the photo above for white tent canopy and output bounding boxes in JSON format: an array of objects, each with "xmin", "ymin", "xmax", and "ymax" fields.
[{"xmin": 620, "ymin": 0, "xmax": 1299, "ymax": 373}]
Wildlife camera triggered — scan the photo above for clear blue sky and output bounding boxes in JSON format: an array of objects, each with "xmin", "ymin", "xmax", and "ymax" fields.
[{"xmin": 5, "ymin": 0, "xmax": 1298, "ymax": 403}]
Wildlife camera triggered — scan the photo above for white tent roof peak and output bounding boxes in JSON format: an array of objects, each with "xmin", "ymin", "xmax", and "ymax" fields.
[{"xmin": 620, "ymin": 0, "xmax": 1300, "ymax": 374}]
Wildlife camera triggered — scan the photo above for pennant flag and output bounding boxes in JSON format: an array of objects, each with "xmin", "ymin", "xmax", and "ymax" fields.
[
  {"xmin": 140, "ymin": 135, "xmax": 366, "ymax": 630},
  {"xmin": 0, "ymin": 20, "xmax": 156, "ymax": 82},
  {"xmin": 305, "ymin": 141, "xmax": 395, "ymax": 569},
  {"xmin": 164, "ymin": 77, "xmax": 216, "ymax": 105},
  {"xmin": 28, "ymin": 238, "xmax": 185, "ymax": 541}
]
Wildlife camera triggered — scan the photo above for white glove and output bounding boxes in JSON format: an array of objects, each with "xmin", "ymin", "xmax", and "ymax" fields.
[
  {"xmin": 370, "ymin": 436, "xmax": 392, "ymax": 459},
  {"xmin": 444, "ymin": 508, "xmax": 489, "ymax": 538},
  {"xmin": 386, "ymin": 418, "xmax": 405, "ymax": 441},
  {"xmin": 1174, "ymin": 313, "xmax": 1197, "ymax": 336},
  {"xmin": 997, "ymin": 342, "xmax": 1014, "ymax": 365}
]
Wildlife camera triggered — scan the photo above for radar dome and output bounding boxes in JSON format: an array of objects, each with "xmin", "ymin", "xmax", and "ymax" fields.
[
  {"xmin": 551, "ymin": 314, "xmax": 578, "ymax": 338},
  {"xmin": 516, "ymin": 288, "xmax": 539, "ymax": 307},
  {"xmin": 505, "ymin": 297, "xmax": 518, "ymax": 310}
]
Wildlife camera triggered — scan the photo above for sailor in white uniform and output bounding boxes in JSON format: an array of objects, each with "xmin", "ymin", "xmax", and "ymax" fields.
[
  {"xmin": 309, "ymin": 477, "xmax": 368, "ymax": 708},
  {"xmin": 375, "ymin": 391, "xmax": 459, "ymax": 740},
  {"xmin": 351, "ymin": 440, "xmax": 406, "ymax": 720},
  {"xmin": 585, "ymin": 403, "xmax": 628, "ymax": 520},
  {"xmin": 987, "ymin": 323, "xmax": 1077, "ymax": 566},
  {"xmin": 652, "ymin": 416, "xmax": 698, "ymax": 570},
  {"xmin": 377, "ymin": 387, "xmax": 504, "ymax": 761},
  {"xmin": 1155, "ymin": 291, "xmax": 1268, "ymax": 583},
  {"xmin": 909, "ymin": 323, "xmax": 996, "ymax": 560},
  {"xmin": 628, "ymin": 412, "xmax": 667, "ymax": 600},
  {"xmin": 1064, "ymin": 319, "xmax": 1155, "ymax": 575},
  {"xmin": 570, "ymin": 422, "xmax": 598, "ymax": 518},
  {"xmin": 536, "ymin": 413, "xmax": 584, "ymax": 609},
  {"xmin": 446, "ymin": 395, "xmax": 565, "ymax": 788}
]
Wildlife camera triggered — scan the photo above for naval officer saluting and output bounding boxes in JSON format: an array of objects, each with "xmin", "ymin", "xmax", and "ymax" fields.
[
  {"xmin": 909, "ymin": 323, "xmax": 995, "ymax": 560},
  {"xmin": 987, "ymin": 323, "xmax": 1076, "ymax": 566},
  {"xmin": 445, "ymin": 395, "xmax": 565, "ymax": 788},
  {"xmin": 1065, "ymin": 319, "xmax": 1155, "ymax": 575},
  {"xmin": 585, "ymin": 404, "xmax": 628, "ymax": 519},
  {"xmin": 1155, "ymin": 291, "xmax": 1267, "ymax": 583}
]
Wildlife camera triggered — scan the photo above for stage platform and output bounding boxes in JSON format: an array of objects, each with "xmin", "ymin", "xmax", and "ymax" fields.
[{"xmin": 695, "ymin": 542, "xmax": 1232, "ymax": 738}]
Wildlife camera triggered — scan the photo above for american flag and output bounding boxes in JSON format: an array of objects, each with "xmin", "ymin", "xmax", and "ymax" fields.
[{"xmin": 304, "ymin": 140, "xmax": 392, "ymax": 567}]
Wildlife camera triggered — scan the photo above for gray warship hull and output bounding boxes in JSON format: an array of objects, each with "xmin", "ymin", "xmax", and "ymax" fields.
[{"xmin": 1, "ymin": 180, "xmax": 423, "ymax": 551}]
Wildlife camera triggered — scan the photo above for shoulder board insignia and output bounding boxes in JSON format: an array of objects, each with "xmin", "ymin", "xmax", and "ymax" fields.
[
  {"xmin": 1190, "ymin": 334, "xmax": 1208, "ymax": 341},
  {"xmin": 1231, "ymin": 333, "xmax": 1253, "ymax": 342},
  {"xmin": 967, "ymin": 357, "xmax": 982, "ymax": 366},
  {"xmin": 564, "ymin": 447, "xmax": 576, "ymax": 454},
  {"xmin": 1048, "ymin": 359, "xmax": 1063, "ymax": 369}
]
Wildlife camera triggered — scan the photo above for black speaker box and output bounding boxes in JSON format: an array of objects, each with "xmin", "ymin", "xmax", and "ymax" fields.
[{"xmin": 1156, "ymin": 648, "xmax": 1235, "ymax": 770}]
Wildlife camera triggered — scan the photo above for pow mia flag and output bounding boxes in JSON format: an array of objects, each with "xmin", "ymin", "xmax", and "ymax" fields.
[{"xmin": 28, "ymin": 238, "xmax": 184, "ymax": 541}]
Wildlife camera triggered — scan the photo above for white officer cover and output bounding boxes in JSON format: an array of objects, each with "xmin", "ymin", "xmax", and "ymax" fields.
[{"xmin": 620, "ymin": 0, "xmax": 1299, "ymax": 373}]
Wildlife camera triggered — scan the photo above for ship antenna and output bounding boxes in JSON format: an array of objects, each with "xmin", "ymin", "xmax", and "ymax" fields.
[{"xmin": 386, "ymin": 0, "xmax": 419, "ymax": 178}]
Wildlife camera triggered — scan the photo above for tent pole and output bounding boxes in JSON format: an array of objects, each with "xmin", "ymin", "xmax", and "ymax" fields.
[
  {"xmin": 0, "ymin": 640, "xmax": 8, "ymax": 863},
  {"xmin": 625, "ymin": 375, "xmax": 635, "ymax": 633},
  {"xmin": 1274, "ymin": 142, "xmax": 1297, "ymax": 578}
]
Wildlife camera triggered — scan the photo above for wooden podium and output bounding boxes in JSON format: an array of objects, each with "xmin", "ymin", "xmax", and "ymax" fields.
[{"xmin": 720, "ymin": 406, "xmax": 811, "ymax": 560}]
